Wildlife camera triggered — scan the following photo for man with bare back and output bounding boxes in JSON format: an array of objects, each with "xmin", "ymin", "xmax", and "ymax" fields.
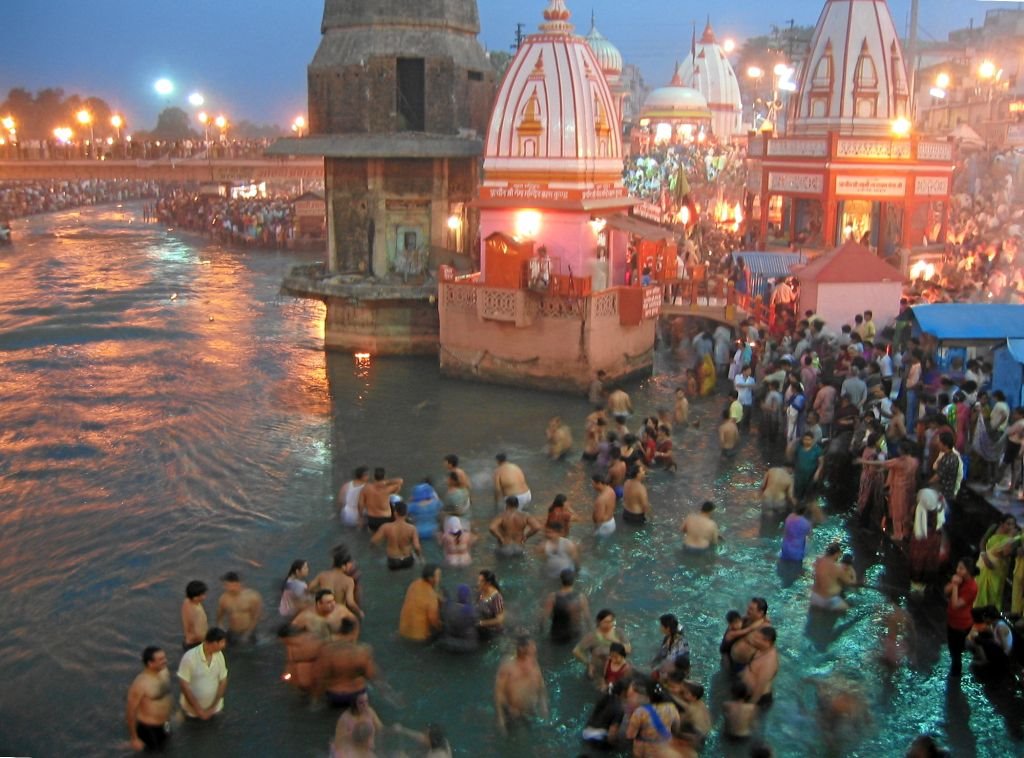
[
  {"xmin": 489, "ymin": 496, "xmax": 543, "ymax": 557},
  {"xmin": 359, "ymin": 467, "xmax": 403, "ymax": 532},
  {"xmin": 370, "ymin": 500, "xmax": 422, "ymax": 571},
  {"xmin": 493, "ymin": 453, "xmax": 531, "ymax": 509}
]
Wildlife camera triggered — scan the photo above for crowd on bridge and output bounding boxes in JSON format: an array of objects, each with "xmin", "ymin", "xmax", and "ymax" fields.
[{"xmin": 8, "ymin": 137, "xmax": 276, "ymax": 162}]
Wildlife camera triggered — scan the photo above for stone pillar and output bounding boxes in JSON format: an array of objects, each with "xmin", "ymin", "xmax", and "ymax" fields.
[
  {"xmin": 430, "ymin": 158, "xmax": 450, "ymax": 250},
  {"xmin": 367, "ymin": 159, "xmax": 387, "ymax": 276}
]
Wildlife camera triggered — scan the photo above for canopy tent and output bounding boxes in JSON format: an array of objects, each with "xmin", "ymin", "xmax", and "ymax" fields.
[
  {"xmin": 729, "ymin": 251, "xmax": 806, "ymax": 299},
  {"xmin": 948, "ymin": 123, "xmax": 985, "ymax": 150},
  {"xmin": 911, "ymin": 304, "xmax": 1024, "ymax": 343}
]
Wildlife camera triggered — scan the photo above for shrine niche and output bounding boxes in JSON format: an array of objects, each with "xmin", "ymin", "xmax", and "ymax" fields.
[{"xmin": 808, "ymin": 40, "xmax": 834, "ymax": 118}]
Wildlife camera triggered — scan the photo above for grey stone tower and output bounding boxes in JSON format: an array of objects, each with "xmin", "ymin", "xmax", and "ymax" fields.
[
  {"xmin": 309, "ymin": 0, "xmax": 493, "ymax": 136},
  {"xmin": 270, "ymin": 0, "xmax": 495, "ymax": 276}
]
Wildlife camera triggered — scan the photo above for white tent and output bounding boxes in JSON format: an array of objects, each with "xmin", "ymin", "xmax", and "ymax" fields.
[{"xmin": 948, "ymin": 123, "xmax": 985, "ymax": 149}]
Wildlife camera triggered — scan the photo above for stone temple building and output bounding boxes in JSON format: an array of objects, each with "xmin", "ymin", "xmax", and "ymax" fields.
[
  {"xmin": 270, "ymin": 0, "xmax": 496, "ymax": 354},
  {"xmin": 271, "ymin": 0, "xmax": 495, "ymax": 277}
]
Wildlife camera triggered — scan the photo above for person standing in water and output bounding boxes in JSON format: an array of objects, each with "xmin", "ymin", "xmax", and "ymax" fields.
[
  {"xmin": 125, "ymin": 646, "xmax": 174, "ymax": 751},
  {"xmin": 495, "ymin": 636, "xmax": 549, "ymax": 735},
  {"xmin": 591, "ymin": 474, "xmax": 617, "ymax": 537},
  {"xmin": 493, "ymin": 453, "xmax": 531, "ymax": 509}
]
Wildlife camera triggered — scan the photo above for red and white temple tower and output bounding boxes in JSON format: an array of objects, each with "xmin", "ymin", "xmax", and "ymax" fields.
[
  {"xmin": 676, "ymin": 20, "xmax": 743, "ymax": 142},
  {"xmin": 749, "ymin": 0, "xmax": 953, "ymax": 253},
  {"xmin": 438, "ymin": 0, "xmax": 665, "ymax": 392}
]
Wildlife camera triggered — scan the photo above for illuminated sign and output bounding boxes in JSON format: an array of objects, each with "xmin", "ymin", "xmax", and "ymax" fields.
[{"xmin": 835, "ymin": 176, "xmax": 906, "ymax": 197}]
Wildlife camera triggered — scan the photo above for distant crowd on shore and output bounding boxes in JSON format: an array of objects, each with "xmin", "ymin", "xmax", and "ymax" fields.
[
  {"xmin": 0, "ymin": 179, "xmax": 167, "ymax": 221},
  {"xmin": 152, "ymin": 190, "xmax": 298, "ymax": 249}
]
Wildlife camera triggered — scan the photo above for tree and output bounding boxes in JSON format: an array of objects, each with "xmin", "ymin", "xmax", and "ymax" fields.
[{"xmin": 150, "ymin": 107, "xmax": 196, "ymax": 140}]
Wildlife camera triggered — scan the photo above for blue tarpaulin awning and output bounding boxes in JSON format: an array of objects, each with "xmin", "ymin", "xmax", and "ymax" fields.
[
  {"xmin": 911, "ymin": 304, "xmax": 1024, "ymax": 342},
  {"xmin": 730, "ymin": 251, "xmax": 806, "ymax": 278},
  {"xmin": 1007, "ymin": 339, "xmax": 1024, "ymax": 363}
]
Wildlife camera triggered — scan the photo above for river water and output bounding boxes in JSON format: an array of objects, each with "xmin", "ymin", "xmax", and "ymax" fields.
[{"xmin": 0, "ymin": 205, "xmax": 1021, "ymax": 757}]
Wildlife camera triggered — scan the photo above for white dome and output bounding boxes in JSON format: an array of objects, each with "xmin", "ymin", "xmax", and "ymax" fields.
[
  {"xmin": 482, "ymin": 0, "xmax": 624, "ymax": 190},
  {"xmin": 641, "ymin": 77, "xmax": 711, "ymax": 121},
  {"xmin": 585, "ymin": 20, "xmax": 623, "ymax": 78},
  {"xmin": 789, "ymin": 0, "xmax": 910, "ymax": 136},
  {"xmin": 675, "ymin": 21, "xmax": 743, "ymax": 139}
]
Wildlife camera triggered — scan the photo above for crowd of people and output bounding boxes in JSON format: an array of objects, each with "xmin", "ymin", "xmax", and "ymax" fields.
[
  {"xmin": 9, "ymin": 137, "xmax": 276, "ymax": 162},
  {"xmin": 152, "ymin": 190, "xmax": 299, "ymax": 249},
  {"xmin": 0, "ymin": 179, "xmax": 167, "ymax": 221},
  {"xmin": 678, "ymin": 294, "xmax": 1024, "ymax": 679},
  {"xmin": 122, "ymin": 337, "xmax": 989, "ymax": 757}
]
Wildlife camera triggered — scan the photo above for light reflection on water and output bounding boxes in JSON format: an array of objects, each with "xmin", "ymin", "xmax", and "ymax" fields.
[{"xmin": 0, "ymin": 206, "xmax": 1021, "ymax": 757}]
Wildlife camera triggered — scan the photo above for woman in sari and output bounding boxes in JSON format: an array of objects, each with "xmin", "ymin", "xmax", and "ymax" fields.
[
  {"xmin": 862, "ymin": 442, "xmax": 920, "ymax": 541},
  {"xmin": 974, "ymin": 515, "xmax": 1020, "ymax": 611},
  {"xmin": 909, "ymin": 487, "xmax": 946, "ymax": 592},
  {"xmin": 699, "ymin": 354, "xmax": 716, "ymax": 397}
]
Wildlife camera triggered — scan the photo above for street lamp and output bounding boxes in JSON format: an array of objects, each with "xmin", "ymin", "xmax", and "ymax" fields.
[
  {"xmin": 197, "ymin": 111, "xmax": 210, "ymax": 146},
  {"xmin": 188, "ymin": 92, "xmax": 205, "ymax": 108},
  {"xmin": 291, "ymin": 115, "xmax": 306, "ymax": 137},
  {"xmin": 214, "ymin": 115, "xmax": 228, "ymax": 143},
  {"xmin": 722, "ymin": 38, "xmax": 736, "ymax": 54},
  {"xmin": 936, "ymin": 72, "xmax": 950, "ymax": 90},
  {"xmin": 979, "ymin": 60, "xmax": 997, "ymax": 81},
  {"xmin": 110, "ymin": 114, "xmax": 123, "ymax": 140},
  {"xmin": 76, "ymin": 109, "xmax": 95, "ymax": 156},
  {"xmin": 154, "ymin": 78, "xmax": 174, "ymax": 97}
]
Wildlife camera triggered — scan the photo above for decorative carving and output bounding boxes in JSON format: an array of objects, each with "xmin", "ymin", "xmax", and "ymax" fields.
[
  {"xmin": 767, "ymin": 139, "xmax": 829, "ymax": 157},
  {"xmin": 479, "ymin": 288, "xmax": 518, "ymax": 321},
  {"xmin": 767, "ymin": 172, "xmax": 823, "ymax": 194},
  {"xmin": 538, "ymin": 296, "xmax": 581, "ymax": 319},
  {"xmin": 592, "ymin": 291, "xmax": 617, "ymax": 318},
  {"xmin": 914, "ymin": 176, "xmax": 949, "ymax": 196},
  {"xmin": 917, "ymin": 142, "xmax": 953, "ymax": 162},
  {"xmin": 443, "ymin": 283, "xmax": 478, "ymax": 312},
  {"xmin": 835, "ymin": 139, "xmax": 911, "ymax": 159}
]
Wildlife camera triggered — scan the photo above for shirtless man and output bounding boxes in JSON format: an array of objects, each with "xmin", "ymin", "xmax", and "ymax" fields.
[
  {"xmin": 621, "ymin": 465, "xmax": 651, "ymax": 525},
  {"xmin": 719, "ymin": 409, "xmax": 739, "ymax": 456},
  {"xmin": 681, "ymin": 501, "xmax": 720, "ymax": 553},
  {"xmin": 591, "ymin": 475, "xmax": 617, "ymax": 537},
  {"xmin": 546, "ymin": 416, "xmax": 573, "ymax": 460},
  {"xmin": 309, "ymin": 549, "xmax": 363, "ymax": 618},
  {"xmin": 493, "ymin": 453, "xmax": 531, "ymax": 509},
  {"xmin": 607, "ymin": 448, "xmax": 627, "ymax": 497},
  {"xmin": 277, "ymin": 624, "xmax": 322, "ymax": 691},
  {"xmin": 370, "ymin": 500, "xmax": 421, "ymax": 571},
  {"xmin": 606, "ymin": 387, "xmax": 633, "ymax": 425},
  {"xmin": 125, "ymin": 646, "xmax": 173, "ymax": 751},
  {"xmin": 741, "ymin": 627, "xmax": 779, "ymax": 707},
  {"xmin": 674, "ymin": 386, "xmax": 690, "ymax": 426},
  {"xmin": 359, "ymin": 468, "xmax": 403, "ymax": 532},
  {"xmin": 181, "ymin": 580, "xmax": 209, "ymax": 651},
  {"xmin": 489, "ymin": 496, "xmax": 543, "ymax": 557},
  {"xmin": 314, "ymin": 617, "xmax": 378, "ymax": 709},
  {"xmin": 293, "ymin": 589, "xmax": 354, "ymax": 641},
  {"xmin": 444, "ymin": 454, "xmax": 471, "ymax": 491},
  {"xmin": 495, "ymin": 636, "xmax": 549, "ymax": 734},
  {"xmin": 582, "ymin": 411, "xmax": 606, "ymax": 462},
  {"xmin": 727, "ymin": 598, "xmax": 771, "ymax": 672},
  {"xmin": 215, "ymin": 572, "xmax": 263, "ymax": 645},
  {"xmin": 811, "ymin": 544, "xmax": 859, "ymax": 612},
  {"xmin": 761, "ymin": 466, "xmax": 796, "ymax": 519}
]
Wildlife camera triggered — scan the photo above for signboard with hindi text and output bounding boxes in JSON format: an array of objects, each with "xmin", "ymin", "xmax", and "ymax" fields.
[{"xmin": 835, "ymin": 176, "xmax": 906, "ymax": 198}]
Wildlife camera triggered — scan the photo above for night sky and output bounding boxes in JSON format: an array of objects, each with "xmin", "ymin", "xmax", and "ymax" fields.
[{"xmin": 0, "ymin": 1, "xmax": 987, "ymax": 130}]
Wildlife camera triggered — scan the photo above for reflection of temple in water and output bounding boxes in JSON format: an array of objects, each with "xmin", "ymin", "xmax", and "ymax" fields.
[{"xmin": 748, "ymin": 0, "xmax": 953, "ymax": 255}]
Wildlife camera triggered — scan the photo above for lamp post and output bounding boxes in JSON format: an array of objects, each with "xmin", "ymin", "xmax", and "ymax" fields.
[
  {"xmin": 197, "ymin": 111, "xmax": 210, "ymax": 148},
  {"xmin": 291, "ymin": 115, "xmax": 306, "ymax": 137},
  {"xmin": 188, "ymin": 92, "xmax": 204, "ymax": 108},
  {"xmin": 1, "ymin": 116, "xmax": 15, "ymax": 158},
  {"xmin": 76, "ymin": 109, "xmax": 94, "ymax": 157},
  {"xmin": 978, "ymin": 59, "xmax": 999, "ymax": 123}
]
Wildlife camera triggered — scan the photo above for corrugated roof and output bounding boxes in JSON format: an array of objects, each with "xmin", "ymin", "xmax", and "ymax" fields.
[
  {"xmin": 796, "ymin": 241, "xmax": 904, "ymax": 283},
  {"xmin": 911, "ymin": 304, "xmax": 1024, "ymax": 340},
  {"xmin": 730, "ymin": 251, "xmax": 806, "ymax": 278},
  {"xmin": 604, "ymin": 214, "xmax": 677, "ymax": 241}
]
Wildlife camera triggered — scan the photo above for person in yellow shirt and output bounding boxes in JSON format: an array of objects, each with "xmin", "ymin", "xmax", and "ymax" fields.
[{"xmin": 398, "ymin": 564, "xmax": 442, "ymax": 641}]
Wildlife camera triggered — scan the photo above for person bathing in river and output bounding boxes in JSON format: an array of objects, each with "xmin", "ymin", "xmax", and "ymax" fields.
[
  {"xmin": 810, "ymin": 544, "xmax": 859, "ymax": 612},
  {"xmin": 493, "ymin": 453, "xmax": 531, "ymax": 509},
  {"xmin": 546, "ymin": 416, "xmax": 573, "ymax": 460}
]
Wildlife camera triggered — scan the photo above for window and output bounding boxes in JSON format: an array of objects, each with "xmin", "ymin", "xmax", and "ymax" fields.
[{"xmin": 397, "ymin": 58, "xmax": 426, "ymax": 132}]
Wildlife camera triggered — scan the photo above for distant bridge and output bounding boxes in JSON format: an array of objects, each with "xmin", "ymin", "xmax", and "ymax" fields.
[{"xmin": 0, "ymin": 158, "xmax": 323, "ymax": 183}]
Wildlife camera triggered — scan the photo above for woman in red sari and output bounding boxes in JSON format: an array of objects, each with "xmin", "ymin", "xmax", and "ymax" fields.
[{"xmin": 862, "ymin": 442, "xmax": 920, "ymax": 541}]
